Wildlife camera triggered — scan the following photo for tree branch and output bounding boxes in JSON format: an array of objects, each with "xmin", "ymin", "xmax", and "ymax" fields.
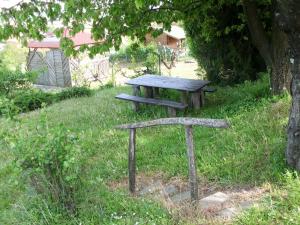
[{"xmin": 242, "ymin": 0, "xmax": 272, "ymax": 67}]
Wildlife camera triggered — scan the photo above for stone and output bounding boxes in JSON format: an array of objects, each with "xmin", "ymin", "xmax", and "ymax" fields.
[
  {"xmin": 239, "ymin": 201, "xmax": 254, "ymax": 210},
  {"xmin": 171, "ymin": 191, "xmax": 191, "ymax": 203},
  {"xmin": 161, "ymin": 184, "xmax": 178, "ymax": 196},
  {"xmin": 199, "ymin": 192, "xmax": 229, "ymax": 209},
  {"xmin": 139, "ymin": 181, "xmax": 162, "ymax": 195},
  {"xmin": 216, "ymin": 207, "xmax": 238, "ymax": 219}
]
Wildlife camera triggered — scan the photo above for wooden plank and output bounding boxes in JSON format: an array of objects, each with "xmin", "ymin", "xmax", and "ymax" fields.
[
  {"xmin": 153, "ymin": 87, "xmax": 160, "ymax": 98},
  {"xmin": 180, "ymin": 91, "xmax": 189, "ymax": 105},
  {"xmin": 128, "ymin": 128, "xmax": 136, "ymax": 194},
  {"xmin": 116, "ymin": 117, "xmax": 230, "ymax": 129},
  {"xmin": 126, "ymin": 74, "xmax": 210, "ymax": 92},
  {"xmin": 167, "ymin": 107, "xmax": 176, "ymax": 117},
  {"xmin": 115, "ymin": 93, "xmax": 187, "ymax": 109},
  {"xmin": 191, "ymin": 92, "xmax": 201, "ymax": 109},
  {"xmin": 144, "ymin": 86, "xmax": 153, "ymax": 98},
  {"xmin": 185, "ymin": 125, "xmax": 198, "ymax": 201}
]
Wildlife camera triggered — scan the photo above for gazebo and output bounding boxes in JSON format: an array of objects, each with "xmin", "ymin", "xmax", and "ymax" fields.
[{"xmin": 27, "ymin": 30, "xmax": 99, "ymax": 87}]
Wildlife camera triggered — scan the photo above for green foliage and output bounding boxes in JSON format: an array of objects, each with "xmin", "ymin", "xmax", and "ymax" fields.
[
  {"xmin": 0, "ymin": 78, "xmax": 290, "ymax": 224},
  {"xmin": 12, "ymin": 115, "xmax": 85, "ymax": 214},
  {"xmin": 0, "ymin": 69, "xmax": 37, "ymax": 95},
  {"xmin": 110, "ymin": 42, "xmax": 159, "ymax": 74},
  {"xmin": 0, "ymin": 43, "xmax": 27, "ymax": 71},
  {"xmin": 10, "ymin": 89, "xmax": 54, "ymax": 112},
  {"xmin": 184, "ymin": 1, "xmax": 269, "ymax": 85},
  {"xmin": 0, "ymin": 96, "xmax": 19, "ymax": 119},
  {"xmin": 235, "ymin": 172, "xmax": 300, "ymax": 225},
  {"xmin": 55, "ymin": 86, "xmax": 93, "ymax": 101}
]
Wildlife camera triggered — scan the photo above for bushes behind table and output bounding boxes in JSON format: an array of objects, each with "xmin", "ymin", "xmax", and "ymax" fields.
[
  {"xmin": 0, "ymin": 69, "xmax": 37, "ymax": 95},
  {"xmin": 0, "ymin": 87, "xmax": 93, "ymax": 117},
  {"xmin": 55, "ymin": 86, "xmax": 92, "ymax": 101},
  {"xmin": 11, "ymin": 89, "xmax": 54, "ymax": 112}
]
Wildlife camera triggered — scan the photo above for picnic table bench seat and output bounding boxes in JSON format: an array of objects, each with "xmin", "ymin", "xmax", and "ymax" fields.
[{"xmin": 115, "ymin": 93, "xmax": 188, "ymax": 116}]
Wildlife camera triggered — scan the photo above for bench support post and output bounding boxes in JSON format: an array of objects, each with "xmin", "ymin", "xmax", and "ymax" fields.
[
  {"xmin": 128, "ymin": 128, "xmax": 136, "ymax": 194},
  {"xmin": 180, "ymin": 91, "xmax": 189, "ymax": 105},
  {"xmin": 144, "ymin": 87, "xmax": 153, "ymax": 98},
  {"xmin": 132, "ymin": 85, "xmax": 141, "ymax": 96},
  {"xmin": 153, "ymin": 87, "xmax": 160, "ymax": 98},
  {"xmin": 167, "ymin": 107, "xmax": 177, "ymax": 117},
  {"xmin": 200, "ymin": 90, "xmax": 205, "ymax": 106},
  {"xmin": 191, "ymin": 92, "xmax": 201, "ymax": 109},
  {"xmin": 185, "ymin": 125, "xmax": 198, "ymax": 201}
]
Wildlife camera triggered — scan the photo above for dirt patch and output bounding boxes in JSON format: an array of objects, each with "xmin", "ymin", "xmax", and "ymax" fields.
[{"xmin": 107, "ymin": 173, "xmax": 269, "ymax": 224}]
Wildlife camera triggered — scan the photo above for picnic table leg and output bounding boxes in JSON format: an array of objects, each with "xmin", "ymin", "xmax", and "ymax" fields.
[
  {"xmin": 191, "ymin": 92, "xmax": 201, "ymax": 109},
  {"xmin": 153, "ymin": 87, "xmax": 160, "ymax": 98},
  {"xmin": 185, "ymin": 125, "xmax": 198, "ymax": 201},
  {"xmin": 200, "ymin": 90, "xmax": 205, "ymax": 107},
  {"xmin": 128, "ymin": 128, "xmax": 136, "ymax": 194},
  {"xmin": 180, "ymin": 91, "xmax": 189, "ymax": 105},
  {"xmin": 144, "ymin": 87, "xmax": 153, "ymax": 98},
  {"xmin": 132, "ymin": 85, "xmax": 141, "ymax": 111}
]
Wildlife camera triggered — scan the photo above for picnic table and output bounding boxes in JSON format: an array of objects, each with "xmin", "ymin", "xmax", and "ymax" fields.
[{"xmin": 116, "ymin": 74, "xmax": 211, "ymax": 116}]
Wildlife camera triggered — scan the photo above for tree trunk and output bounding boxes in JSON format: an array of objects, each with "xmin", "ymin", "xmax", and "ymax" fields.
[
  {"xmin": 271, "ymin": 21, "xmax": 291, "ymax": 95},
  {"xmin": 286, "ymin": 57, "xmax": 300, "ymax": 169},
  {"xmin": 243, "ymin": 0, "xmax": 291, "ymax": 95},
  {"xmin": 276, "ymin": 0, "xmax": 300, "ymax": 170}
]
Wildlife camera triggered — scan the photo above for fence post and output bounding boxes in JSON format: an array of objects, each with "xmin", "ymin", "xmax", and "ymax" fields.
[
  {"xmin": 128, "ymin": 128, "xmax": 136, "ymax": 193},
  {"xmin": 185, "ymin": 125, "xmax": 198, "ymax": 201}
]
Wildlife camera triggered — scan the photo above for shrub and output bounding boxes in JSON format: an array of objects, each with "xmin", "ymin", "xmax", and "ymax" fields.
[
  {"xmin": 12, "ymin": 115, "xmax": 85, "ymax": 215},
  {"xmin": 0, "ymin": 69, "xmax": 37, "ymax": 95},
  {"xmin": 11, "ymin": 89, "xmax": 54, "ymax": 112},
  {"xmin": 0, "ymin": 96, "xmax": 19, "ymax": 119},
  {"xmin": 55, "ymin": 86, "xmax": 93, "ymax": 101}
]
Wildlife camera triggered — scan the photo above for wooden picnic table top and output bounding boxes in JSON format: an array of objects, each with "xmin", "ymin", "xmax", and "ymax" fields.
[{"xmin": 126, "ymin": 74, "xmax": 210, "ymax": 92}]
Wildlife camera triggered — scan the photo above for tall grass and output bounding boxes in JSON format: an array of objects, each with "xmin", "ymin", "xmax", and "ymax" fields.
[{"xmin": 0, "ymin": 76, "xmax": 292, "ymax": 224}]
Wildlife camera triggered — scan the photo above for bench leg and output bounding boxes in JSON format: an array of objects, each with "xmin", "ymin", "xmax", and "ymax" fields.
[
  {"xmin": 200, "ymin": 90, "xmax": 205, "ymax": 106},
  {"xmin": 132, "ymin": 85, "xmax": 141, "ymax": 96},
  {"xmin": 180, "ymin": 91, "xmax": 189, "ymax": 105},
  {"xmin": 185, "ymin": 125, "xmax": 198, "ymax": 201},
  {"xmin": 191, "ymin": 92, "xmax": 201, "ymax": 109},
  {"xmin": 144, "ymin": 87, "xmax": 153, "ymax": 98},
  {"xmin": 128, "ymin": 128, "xmax": 136, "ymax": 194},
  {"xmin": 153, "ymin": 87, "xmax": 160, "ymax": 98},
  {"xmin": 167, "ymin": 107, "xmax": 176, "ymax": 117},
  {"xmin": 132, "ymin": 102, "xmax": 140, "ymax": 112}
]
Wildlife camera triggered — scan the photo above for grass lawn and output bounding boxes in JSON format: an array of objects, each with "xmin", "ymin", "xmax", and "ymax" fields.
[{"xmin": 0, "ymin": 76, "xmax": 297, "ymax": 224}]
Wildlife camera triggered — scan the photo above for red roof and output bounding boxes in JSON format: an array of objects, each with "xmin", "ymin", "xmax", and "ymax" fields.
[{"xmin": 28, "ymin": 29, "xmax": 101, "ymax": 49}]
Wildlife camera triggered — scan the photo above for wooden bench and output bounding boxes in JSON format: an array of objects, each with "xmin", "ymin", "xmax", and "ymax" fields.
[{"xmin": 115, "ymin": 93, "xmax": 188, "ymax": 116}]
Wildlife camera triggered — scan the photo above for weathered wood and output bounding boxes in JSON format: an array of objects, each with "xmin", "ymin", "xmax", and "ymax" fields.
[
  {"xmin": 126, "ymin": 74, "xmax": 210, "ymax": 92},
  {"xmin": 167, "ymin": 107, "xmax": 177, "ymax": 117},
  {"xmin": 185, "ymin": 125, "xmax": 198, "ymax": 201},
  {"xmin": 144, "ymin": 87, "xmax": 153, "ymax": 98},
  {"xmin": 153, "ymin": 87, "xmax": 160, "ymax": 98},
  {"xmin": 132, "ymin": 85, "xmax": 141, "ymax": 96},
  {"xmin": 116, "ymin": 117, "xmax": 230, "ymax": 129},
  {"xmin": 200, "ymin": 90, "xmax": 205, "ymax": 107},
  {"xmin": 132, "ymin": 85, "xmax": 140, "ymax": 111},
  {"xmin": 181, "ymin": 91, "xmax": 189, "ymax": 105},
  {"xmin": 128, "ymin": 128, "xmax": 136, "ymax": 193},
  {"xmin": 191, "ymin": 92, "xmax": 201, "ymax": 109},
  {"xmin": 115, "ymin": 93, "xmax": 187, "ymax": 109}
]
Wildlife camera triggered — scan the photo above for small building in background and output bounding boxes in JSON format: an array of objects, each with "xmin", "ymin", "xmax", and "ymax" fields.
[
  {"xmin": 27, "ymin": 30, "xmax": 108, "ymax": 87},
  {"xmin": 145, "ymin": 25, "xmax": 186, "ymax": 49}
]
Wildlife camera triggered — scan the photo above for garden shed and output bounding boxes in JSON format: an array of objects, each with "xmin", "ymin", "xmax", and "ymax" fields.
[{"xmin": 27, "ymin": 30, "xmax": 103, "ymax": 87}]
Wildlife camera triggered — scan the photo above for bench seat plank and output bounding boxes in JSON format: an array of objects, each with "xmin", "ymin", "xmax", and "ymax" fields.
[{"xmin": 116, "ymin": 93, "xmax": 187, "ymax": 109}]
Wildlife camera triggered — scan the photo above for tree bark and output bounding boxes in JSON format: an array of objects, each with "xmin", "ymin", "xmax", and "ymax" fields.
[
  {"xmin": 276, "ymin": 0, "xmax": 300, "ymax": 170},
  {"xmin": 271, "ymin": 20, "xmax": 291, "ymax": 94},
  {"xmin": 243, "ymin": 0, "xmax": 291, "ymax": 95}
]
